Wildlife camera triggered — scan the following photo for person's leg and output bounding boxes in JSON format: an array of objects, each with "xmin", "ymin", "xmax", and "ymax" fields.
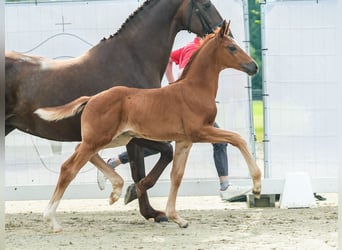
[
  {"xmin": 213, "ymin": 141, "xmax": 229, "ymax": 190},
  {"xmin": 114, "ymin": 148, "xmax": 160, "ymax": 166},
  {"xmin": 212, "ymin": 122, "xmax": 229, "ymax": 190}
]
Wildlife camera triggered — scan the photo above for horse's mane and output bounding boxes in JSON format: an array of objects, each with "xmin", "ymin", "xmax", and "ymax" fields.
[
  {"xmin": 100, "ymin": 0, "xmax": 154, "ymax": 42},
  {"xmin": 177, "ymin": 31, "xmax": 217, "ymax": 81}
]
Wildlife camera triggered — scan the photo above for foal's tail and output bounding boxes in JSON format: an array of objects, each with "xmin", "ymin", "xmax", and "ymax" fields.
[{"xmin": 34, "ymin": 96, "xmax": 91, "ymax": 121}]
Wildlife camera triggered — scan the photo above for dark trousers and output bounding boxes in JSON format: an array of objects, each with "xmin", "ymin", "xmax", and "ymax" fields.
[
  {"xmin": 212, "ymin": 122, "xmax": 228, "ymax": 177},
  {"xmin": 118, "ymin": 147, "xmax": 159, "ymax": 164}
]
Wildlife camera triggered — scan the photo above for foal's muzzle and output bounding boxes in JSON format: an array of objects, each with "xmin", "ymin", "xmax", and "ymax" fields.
[{"xmin": 240, "ymin": 62, "xmax": 258, "ymax": 76}]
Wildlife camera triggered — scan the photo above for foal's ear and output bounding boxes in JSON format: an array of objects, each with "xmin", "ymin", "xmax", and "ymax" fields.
[
  {"xmin": 225, "ymin": 20, "xmax": 231, "ymax": 36},
  {"xmin": 219, "ymin": 20, "xmax": 231, "ymax": 38},
  {"xmin": 220, "ymin": 20, "xmax": 227, "ymax": 38}
]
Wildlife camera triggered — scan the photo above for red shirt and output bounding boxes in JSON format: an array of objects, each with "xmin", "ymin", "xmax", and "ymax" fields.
[{"xmin": 170, "ymin": 37, "xmax": 201, "ymax": 69}]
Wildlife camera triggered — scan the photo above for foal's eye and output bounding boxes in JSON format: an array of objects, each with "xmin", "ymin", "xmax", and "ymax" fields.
[{"xmin": 227, "ymin": 45, "xmax": 237, "ymax": 53}]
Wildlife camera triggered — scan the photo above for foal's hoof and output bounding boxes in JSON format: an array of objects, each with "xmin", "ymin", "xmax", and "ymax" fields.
[
  {"xmin": 53, "ymin": 226, "xmax": 64, "ymax": 233},
  {"xmin": 109, "ymin": 192, "xmax": 121, "ymax": 205},
  {"xmin": 253, "ymin": 190, "xmax": 261, "ymax": 199},
  {"xmin": 178, "ymin": 220, "xmax": 189, "ymax": 228},
  {"xmin": 124, "ymin": 184, "xmax": 137, "ymax": 205}
]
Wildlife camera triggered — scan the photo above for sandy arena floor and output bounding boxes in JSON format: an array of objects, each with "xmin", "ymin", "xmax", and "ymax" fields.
[{"xmin": 5, "ymin": 194, "xmax": 337, "ymax": 250}]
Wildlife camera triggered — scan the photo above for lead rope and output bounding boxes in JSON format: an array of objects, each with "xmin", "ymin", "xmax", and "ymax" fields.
[{"xmin": 30, "ymin": 136, "xmax": 95, "ymax": 174}]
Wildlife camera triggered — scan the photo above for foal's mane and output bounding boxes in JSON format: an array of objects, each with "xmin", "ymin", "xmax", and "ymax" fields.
[
  {"xmin": 177, "ymin": 32, "xmax": 217, "ymax": 81},
  {"xmin": 100, "ymin": 0, "xmax": 154, "ymax": 42}
]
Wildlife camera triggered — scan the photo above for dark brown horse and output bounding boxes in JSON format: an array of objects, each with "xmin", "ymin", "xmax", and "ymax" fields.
[
  {"xmin": 35, "ymin": 21, "xmax": 261, "ymax": 231},
  {"xmin": 5, "ymin": 0, "xmax": 223, "ymax": 222}
]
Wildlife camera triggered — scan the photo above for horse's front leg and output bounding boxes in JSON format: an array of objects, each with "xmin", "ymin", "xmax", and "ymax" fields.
[
  {"xmin": 126, "ymin": 139, "xmax": 172, "ymax": 222},
  {"xmin": 165, "ymin": 141, "xmax": 192, "ymax": 228},
  {"xmin": 44, "ymin": 143, "xmax": 92, "ymax": 233},
  {"xmin": 89, "ymin": 153, "xmax": 124, "ymax": 205},
  {"xmin": 127, "ymin": 139, "xmax": 173, "ymax": 201}
]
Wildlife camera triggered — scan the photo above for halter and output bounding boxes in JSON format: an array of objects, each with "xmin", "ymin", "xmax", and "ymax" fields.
[{"xmin": 187, "ymin": 0, "xmax": 223, "ymax": 34}]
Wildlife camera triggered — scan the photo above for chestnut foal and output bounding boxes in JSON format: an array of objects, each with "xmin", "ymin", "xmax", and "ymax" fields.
[{"xmin": 35, "ymin": 21, "xmax": 261, "ymax": 231}]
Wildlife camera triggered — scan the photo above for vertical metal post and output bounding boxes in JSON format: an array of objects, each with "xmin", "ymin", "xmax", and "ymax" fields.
[
  {"xmin": 242, "ymin": 0, "xmax": 256, "ymax": 160},
  {"xmin": 260, "ymin": 0, "xmax": 270, "ymax": 178},
  {"xmin": 336, "ymin": 0, "xmax": 342, "ymax": 245}
]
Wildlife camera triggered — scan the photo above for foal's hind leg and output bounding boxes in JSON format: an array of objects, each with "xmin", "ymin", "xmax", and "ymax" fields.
[
  {"xmin": 89, "ymin": 154, "xmax": 124, "ymax": 205},
  {"xmin": 44, "ymin": 143, "xmax": 93, "ymax": 232},
  {"xmin": 126, "ymin": 139, "xmax": 173, "ymax": 222}
]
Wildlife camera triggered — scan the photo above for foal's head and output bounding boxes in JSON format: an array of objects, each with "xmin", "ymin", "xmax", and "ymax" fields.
[{"xmin": 208, "ymin": 20, "xmax": 258, "ymax": 75}]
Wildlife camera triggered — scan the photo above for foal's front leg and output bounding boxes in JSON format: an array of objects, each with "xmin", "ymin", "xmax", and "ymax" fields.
[
  {"xmin": 165, "ymin": 141, "xmax": 192, "ymax": 228},
  {"xmin": 196, "ymin": 126, "xmax": 262, "ymax": 197}
]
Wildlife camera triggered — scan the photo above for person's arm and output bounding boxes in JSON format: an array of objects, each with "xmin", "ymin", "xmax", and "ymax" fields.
[
  {"xmin": 177, "ymin": 68, "xmax": 184, "ymax": 79},
  {"xmin": 165, "ymin": 57, "xmax": 176, "ymax": 83}
]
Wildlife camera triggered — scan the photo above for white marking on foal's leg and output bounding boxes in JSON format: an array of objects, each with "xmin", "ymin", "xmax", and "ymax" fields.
[
  {"xmin": 109, "ymin": 176, "xmax": 124, "ymax": 205},
  {"xmin": 43, "ymin": 200, "xmax": 63, "ymax": 233}
]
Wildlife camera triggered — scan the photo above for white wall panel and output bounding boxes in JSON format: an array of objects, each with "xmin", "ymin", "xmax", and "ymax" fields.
[{"xmin": 262, "ymin": 0, "xmax": 339, "ymax": 180}]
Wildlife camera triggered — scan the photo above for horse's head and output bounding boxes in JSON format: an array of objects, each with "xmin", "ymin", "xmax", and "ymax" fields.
[
  {"xmin": 215, "ymin": 20, "xmax": 258, "ymax": 76},
  {"xmin": 180, "ymin": 0, "xmax": 223, "ymax": 36}
]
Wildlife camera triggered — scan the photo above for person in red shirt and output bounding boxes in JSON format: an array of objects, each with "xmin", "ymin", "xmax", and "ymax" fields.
[
  {"xmin": 165, "ymin": 36, "xmax": 202, "ymax": 82},
  {"xmin": 98, "ymin": 37, "xmax": 251, "ymax": 201}
]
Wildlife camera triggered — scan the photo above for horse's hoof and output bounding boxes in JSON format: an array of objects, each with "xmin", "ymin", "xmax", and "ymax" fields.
[
  {"xmin": 124, "ymin": 184, "xmax": 137, "ymax": 205},
  {"xmin": 155, "ymin": 215, "xmax": 169, "ymax": 223}
]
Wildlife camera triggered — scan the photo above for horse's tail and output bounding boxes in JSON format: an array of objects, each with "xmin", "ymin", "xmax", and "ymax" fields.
[{"xmin": 34, "ymin": 96, "xmax": 91, "ymax": 121}]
